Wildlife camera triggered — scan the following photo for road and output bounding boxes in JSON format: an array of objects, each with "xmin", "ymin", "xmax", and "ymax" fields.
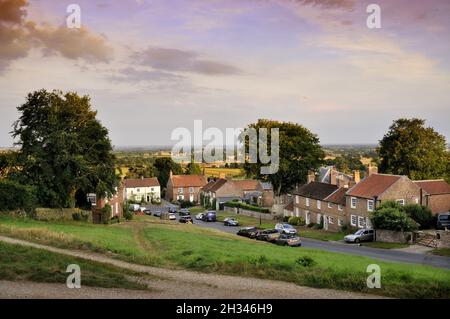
[{"xmin": 145, "ymin": 204, "xmax": 450, "ymax": 269}]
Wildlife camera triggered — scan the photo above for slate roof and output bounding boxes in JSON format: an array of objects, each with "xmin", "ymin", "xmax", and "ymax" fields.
[{"xmin": 294, "ymin": 182, "xmax": 339, "ymax": 200}]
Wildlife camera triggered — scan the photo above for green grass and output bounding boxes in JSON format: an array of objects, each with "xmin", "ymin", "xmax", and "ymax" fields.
[
  {"xmin": 362, "ymin": 242, "xmax": 410, "ymax": 249},
  {"xmin": 1, "ymin": 215, "xmax": 450, "ymax": 298},
  {"xmin": 431, "ymin": 248, "xmax": 450, "ymax": 257},
  {"xmin": 0, "ymin": 241, "xmax": 147, "ymax": 290},
  {"xmin": 297, "ymin": 227, "xmax": 348, "ymax": 241},
  {"xmin": 189, "ymin": 207, "xmax": 205, "ymax": 214}
]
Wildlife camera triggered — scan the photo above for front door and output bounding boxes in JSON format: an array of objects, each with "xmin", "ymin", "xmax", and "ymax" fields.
[
  {"xmin": 189, "ymin": 194, "xmax": 194, "ymax": 202},
  {"xmin": 323, "ymin": 215, "xmax": 329, "ymax": 230}
]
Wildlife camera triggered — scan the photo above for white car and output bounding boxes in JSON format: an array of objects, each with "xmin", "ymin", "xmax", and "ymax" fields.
[
  {"xmin": 275, "ymin": 223, "xmax": 297, "ymax": 234},
  {"xmin": 195, "ymin": 213, "xmax": 205, "ymax": 220},
  {"xmin": 168, "ymin": 213, "xmax": 176, "ymax": 220}
]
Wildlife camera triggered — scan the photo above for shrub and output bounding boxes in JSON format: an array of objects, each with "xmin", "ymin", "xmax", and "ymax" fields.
[
  {"xmin": 288, "ymin": 216, "xmax": 305, "ymax": 226},
  {"xmin": 296, "ymin": 256, "xmax": 316, "ymax": 267},
  {"xmin": 404, "ymin": 204, "xmax": 433, "ymax": 229},
  {"xmin": 179, "ymin": 200, "xmax": 195, "ymax": 208},
  {"xmin": 101, "ymin": 204, "xmax": 112, "ymax": 224},
  {"xmin": 370, "ymin": 201, "xmax": 418, "ymax": 231},
  {"xmin": 72, "ymin": 212, "xmax": 81, "ymax": 221},
  {"xmin": 224, "ymin": 201, "xmax": 270, "ymax": 213},
  {"xmin": 341, "ymin": 223, "xmax": 358, "ymax": 234},
  {"xmin": 124, "ymin": 211, "xmax": 133, "ymax": 221},
  {"xmin": 307, "ymin": 222, "xmax": 315, "ymax": 228},
  {"xmin": 0, "ymin": 179, "xmax": 37, "ymax": 213}
]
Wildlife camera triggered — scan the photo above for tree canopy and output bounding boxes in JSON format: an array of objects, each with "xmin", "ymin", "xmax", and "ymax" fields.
[
  {"xmin": 378, "ymin": 118, "xmax": 449, "ymax": 180},
  {"xmin": 12, "ymin": 89, "xmax": 119, "ymax": 208},
  {"xmin": 153, "ymin": 157, "xmax": 183, "ymax": 188},
  {"xmin": 241, "ymin": 119, "xmax": 324, "ymax": 195}
]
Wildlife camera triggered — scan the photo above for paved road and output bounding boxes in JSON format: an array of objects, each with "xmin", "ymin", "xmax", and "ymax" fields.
[{"xmin": 143, "ymin": 204, "xmax": 450, "ymax": 269}]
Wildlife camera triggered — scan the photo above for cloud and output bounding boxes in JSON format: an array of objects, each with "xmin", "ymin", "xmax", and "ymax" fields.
[
  {"xmin": 293, "ymin": 0, "xmax": 354, "ymax": 10},
  {"xmin": 0, "ymin": 0, "xmax": 112, "ymax": 72},
  {"xmin": 110, "ymin": 67, "xmax": 182, "ymax": 83},
  {"xmin": 133, "ymin": 47, "xmax": 241, "ymax": 76}
]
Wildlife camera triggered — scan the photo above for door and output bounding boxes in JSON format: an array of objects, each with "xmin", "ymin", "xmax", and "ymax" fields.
[
  {"xmin": 323, "ymin": 215, "xmax": 329, "ymax": 230},
  {"xmin": 189, "ymin": 194, "xmax": 194, "ymax": 202}
]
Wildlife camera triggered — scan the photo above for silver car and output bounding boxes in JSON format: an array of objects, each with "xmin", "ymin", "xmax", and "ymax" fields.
[
  {"xmin": 344, "ymin": 229, "xmax": 374, "ymax": 243},
  {"xmin": 274, "ymin": 223, "xmax": 297, "ymax": 234}
]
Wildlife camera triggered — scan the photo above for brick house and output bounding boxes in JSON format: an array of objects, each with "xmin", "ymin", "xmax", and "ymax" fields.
[
  {"xmin": 414, "ymin": 179, "xmax": 450, "ymax": 214},
  {"xmin": 200, "ymin": 178, "xmax": 242, "ymax": 210},
  {"xmin": 317, "ymin": 166, "xmax": 361, "ymax": 188},
  {"xmin": 93, "ymin": 182, "xmax": 125, "ymax": 223},
  {"xmin": 233, "ymin": 179, "xmax": 274, "ymax": 207},
  {"xmin": 292, "ymin": 182, "xmax": 340, "ymax": 229},
  {"xmin": 124, "ymin": 177, "xmax": 160, "ymax": 202},
  {"xmin": 166, "ymin": 171, "xmax": 208, "ymax": 203},
  {"xmin": 322, "ymin": 187, "xmax": 347, "ymax": 231},
  {"xmin": 345, "ymin": 173, "xmax": 421, "ymax": 229}
]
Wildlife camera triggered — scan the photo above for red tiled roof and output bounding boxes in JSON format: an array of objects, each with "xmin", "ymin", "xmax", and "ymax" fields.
[
  {"xmin": 414, "ymin": 180, "xmax": 450, "ymax": 195},
  {"xmin": 324, "ymin": 187, "xmax": 347, "ymax": 205},
  {"xmin": 201, "ymin": 180, "xmax": 216, "ymax": 192},
  {"xmin": 209, "ymin": 179, "xmax": 228, "ymax": 192},
  {"xmin": 171, "ymin": 175, "xmax": 208, "ymax": 187},
  {"xmin": 124, "ymin": 177, "xmax": 160, "ymax": 188},
  {"xmin": 346, "ymin": 174, "xmax": 402, "ymax": 199},
  {"xmin": 232, "ymin": 179, "xmax": 260, "ymax": 191}
]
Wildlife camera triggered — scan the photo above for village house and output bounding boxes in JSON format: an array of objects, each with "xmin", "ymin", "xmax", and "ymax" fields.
[
  {"xmin": 92, "ymin": 182, "xmax": 125, "ymax": 223},
  {"xmin": 414, "ymin": 179, "xmax": 450, "ymax": 214},
  {"xmin": 316, "ymin": 166, "xmax": 361, "ymax": 188},
  {"xmin": 166, "ymin": 171, "xmax": 208, "ymax": 203},
  {"xmin": 124, "ymin": 177, "xmax": 161, "ymax": 203},
  {"xmin": 345, "ymin": 173, "xmax": 421, "ymax": 229}
]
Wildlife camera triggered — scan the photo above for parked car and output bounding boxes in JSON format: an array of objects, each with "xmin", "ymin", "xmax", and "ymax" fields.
[
  {"xmin": 179, "ymin": 208, "xmax": 190, "ymax": 216},
  {"xmin": 275, "ymin": 223, "xmax": 297, "ymax": 234},
  {"xmin": 256, "ymin": 229, "xmax": 280, "ymax": 241},
  {"xmin": 168, "ymin": 206, "xmax": 178, "ymax": 213},
  {"xmin": 129, "ymin": 204, "xmax": 140, "ymax": 212},
  {"xmin": 143, "ymin": 209, "xmax": 152, "ymax": 215},
  {"xmin": 168, "ymin": 213, "xmax": 177, "ymax": 220},
  {"xmin": 274, "ymin": 233, "xmax": 302, "ymax": 247},
  {"xmin": 153, "ymin": 210, "xmax": 162, "ymax": 217},
  {"xmin": 436, "ymin": 213, "xmax": 450, "ymax": 230},
  {"xmin": 202, "ymin": 211, "xmax": 217, "ymax": 222},
  {"xmin": 195, "ymin": 213, "xmax": 205, "ymax": 220},
  {"xmin": 344, "ymin": 229, "xmax": 374, "ymax": 243},
  {"xmin": 237, "ymin": 227, "xmax": 259, "ymax": 239},
  {"xmin": 224, "ymin": 217, "xmax": 239, "ymax": 226},
  {"xmin": 179, "ymin": 216, "xmax": 193, "ymax": 224}
]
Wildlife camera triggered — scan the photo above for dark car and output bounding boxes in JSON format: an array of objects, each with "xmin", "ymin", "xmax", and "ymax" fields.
[
  {"xmin": 202, "ymin": 211, "xmax": 217, "ymax": 222},
  {"xmin": 179, "ymin": 216, "xmax": 193, "ymax": 224},
  {"xmin": 178, "ymin": 208, "xmax": 190, "ymax": 216},
  {"xmin": 437, "ymin": 213, "xmax": 450, "ymax": 230},
  {"xmin": 256, "ymin": 229, "xmax": 280, "ymax": 241},
  {"xmin": 237, "ymin": 227, "xmax": 259, "ymax": 239},
  {"xmin": 274, "ymin": 233, "xmax": 302, "ymax": 247},
  {"xmin": 168, "ymin": 206, "xmax": 178, "ymax": 213},
  {"xmin": 153, "ymin": 210, "xmax": 162, "ymax": 217}
]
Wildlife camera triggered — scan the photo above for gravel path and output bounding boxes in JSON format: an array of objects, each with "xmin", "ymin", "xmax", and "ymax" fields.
[{"xmin": 0, "ymin": 235, "xmax": 383, "ymax": 299}]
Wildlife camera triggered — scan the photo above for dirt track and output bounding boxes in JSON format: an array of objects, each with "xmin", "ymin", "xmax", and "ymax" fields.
[{"xmin": 0, "ymin": 235, "xmax": 383, "ymax": 299}]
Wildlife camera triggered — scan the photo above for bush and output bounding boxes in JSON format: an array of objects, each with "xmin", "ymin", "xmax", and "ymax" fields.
[
  {"xmin": 404, "ymin": 204, "xmax": 433, "ymax": 229},
  {"xmin": 124, "ymin": 211, "xmax": 133, "ymax": 221},
  {"xmin": 370, "ymin": 201, "xmax": 418, "ymax": 231},
  {"xmin": 296, "ymin": 256, "xmax": 316, "ymax": 267},
  {"xmin": 224, "ymin": 201, "xmax": 270, "ymax": 213},
  {"xmin": 72, "ymin": 212, "xmax": 81, "ymax": 221},
  {"xmin": 0, "ymin": 180, "xmax": 37, "ymax": 213},
  {"xmin": 307, "ymin": 222, "xmax": 315, "ymax": 228},
  {"xmin": 288, "ymin": 216, "xmax": 305, "ymax": 226},
  {"xmin": 179, "ymin": 200, "xmax": 195, "ymax": 208},
  {"xmin": 341, "ymin": 223, "xmax": 358, "ymax": 234},
  {"xmin": 101, "ymin": 204, "xmax": 112, "ymax": 224}
]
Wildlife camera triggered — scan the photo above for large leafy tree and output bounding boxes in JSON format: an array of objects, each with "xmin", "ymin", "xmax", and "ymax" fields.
[
  {"xmin": 378, "ymin": 118, "xmax": 449, "ymax": 180},
  {"xmin": 12, "ymin": 89, "xmax": 119, "ymax": 208},
  {"xmin": 153, "ymin": 157, "xmax": 183, "ymax": 188},
  {"xmin": 241, "ymin": 119, "xmax": 324, "ymax": 196}
]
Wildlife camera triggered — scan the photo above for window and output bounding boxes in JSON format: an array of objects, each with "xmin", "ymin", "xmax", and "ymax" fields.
[
  {"xmin": 317, "ymin": 200, "xmax": 321, "ymax": 209},
  {"xmin": 136, "ymin": 188, "xmax": 140, "ymax": 192},
  {"xmin": 177, "ymin": 195, "xmax": 184, "ymax": 200},
  {"xmin": 338, "ymin": 204, "xmax": 343, "ymax": 211},
  {"xmin": 328, "ymin": 216, "xmax": 334, "ymax": 224},
  {"xmin": 295, "ymin": 196, "xmax": 299, "ymax": 204},
  {"xmin": 351, "ymin": 197, "xmax": 357, "ymax": 209},
  {"xmin": 415, "ymin": 198, "xmax": 419, "ymax": 204},
  {"xmin": 351, "ymin": 215, "xmax": 357, "ymax": 226},
  {"xmin": 189, "ymin": 187, "xmax": 194, "ymax": 193},
  {"xmin": 396, "ymin": 199, "xmax": 405, "ymax": 206},
  {"xmin": 366, "ymin": 218, "xmax": 372, "ymax": 229},
  {"xmin": 178, "ymin": 188, "xmax": 183, "ymax": 194},
  {"xmin": 115, "ymin": 203, "xmax": 118, "ymax": 216},
  {"xmin": 328, "ymin": 202, "xmax": 332, "ymax": 209},
  {"xmin": 151, "ymin": 188, "xmax": 154, "ymax": 192},
  {"xmin": 358, "ymin": 216, "xmax": 366, "ymax": 228},
  {"xmin": 305, "ymin": 198, "xmax": 310, "ymax": 207},
  {"xmin": 338, "ymin": 218, "xmax": 344, "ymax": 227},
  {"xmin": 367, "ymin": 199, "xmax": 374, "ymax": 212}
]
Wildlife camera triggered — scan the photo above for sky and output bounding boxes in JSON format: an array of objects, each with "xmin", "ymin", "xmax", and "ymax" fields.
[{"xmin": 0, "ymin": 0, "xmax": 449, "ymax": 147}]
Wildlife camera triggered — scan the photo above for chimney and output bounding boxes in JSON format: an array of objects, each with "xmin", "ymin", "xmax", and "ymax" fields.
[
  {"xmin": 367, "ymin": 164, "xmax": 378, "ymax": 177},
  {"xmin": 307, "ymin": 170, "xmax": 315, "ymax": 184},
  {"xmin": 330, "ymin": 168, "xmax": 338, "ymax": 185},
  {"xmin": 353, "ymin": 170, "xmax": 360, "ymax": 183}
]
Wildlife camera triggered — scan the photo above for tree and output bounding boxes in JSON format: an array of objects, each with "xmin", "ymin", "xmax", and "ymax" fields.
[
  {"xmin": 12, "ymin": 90, "xmax": 119, "ymax": 208},
  {"xmin": 403, "ymin": 204, "xmax": 433, "ymax": 230},
  {"xmin": 378, "ymin": 118, "xmax": 449, "ymax": 180},
  {"xmin": 370, "ymin": 201, "xmax": 418, "ymax": 232},
  {"xmin": 241, "ymin": 119, "xmax": 324, "ymax": 196},
  {"xmin": 153, "ymin": 157, "xmax": 182, "ymax": 188},
  {"xmin": 185, "ymin": 159, "xmax": 202, "ymax": 175}
]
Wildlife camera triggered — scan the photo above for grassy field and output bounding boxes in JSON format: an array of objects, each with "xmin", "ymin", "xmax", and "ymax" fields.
[
  {"xmin": 202, "ymin": 167, "xmax": 243, "ymax": 178},
  {"xmin": 0, "ymin": 215, "xmax": 449, "ymax": 298},
  {"xmin": 0, "ymin": 241, "xmax": 147, "ymax": 290}
]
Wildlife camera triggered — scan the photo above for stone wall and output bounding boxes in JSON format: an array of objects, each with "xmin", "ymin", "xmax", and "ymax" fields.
[
  {"xmin": 375, "ymin": 229, "xmax": 414, "ymax": 244},
  {"xmin": 436, "ymin": 230, "xmax": 450, "ymax": 248},
  {"xmin": 224, "ymin": 206, "xmax": 274, "ymax": 220}
]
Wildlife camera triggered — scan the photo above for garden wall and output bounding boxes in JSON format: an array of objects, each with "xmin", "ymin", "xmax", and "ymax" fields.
[
  {"xmin": 375, "ymin": 229, "xmax": 414, "ymax": 244},
  {"xmin": 224, "ymin": 206, "xmax": 274, "ymax": 220},
  {"xmin": 34, "ymin": 208, "xmax": 92, "ymax": 222}
]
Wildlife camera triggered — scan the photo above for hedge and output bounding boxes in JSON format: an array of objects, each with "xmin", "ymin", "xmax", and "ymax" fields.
[
  {"xmin": 224, "ymin": 201, "xmax": 270, "ymax": 213},
  {"xmin": 0, "ymin": 179, "xmax": 37, "ymax": 213},
  {"xmin": 34, "ymin": 208, "xmax": 92, "ymax": 221}
]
